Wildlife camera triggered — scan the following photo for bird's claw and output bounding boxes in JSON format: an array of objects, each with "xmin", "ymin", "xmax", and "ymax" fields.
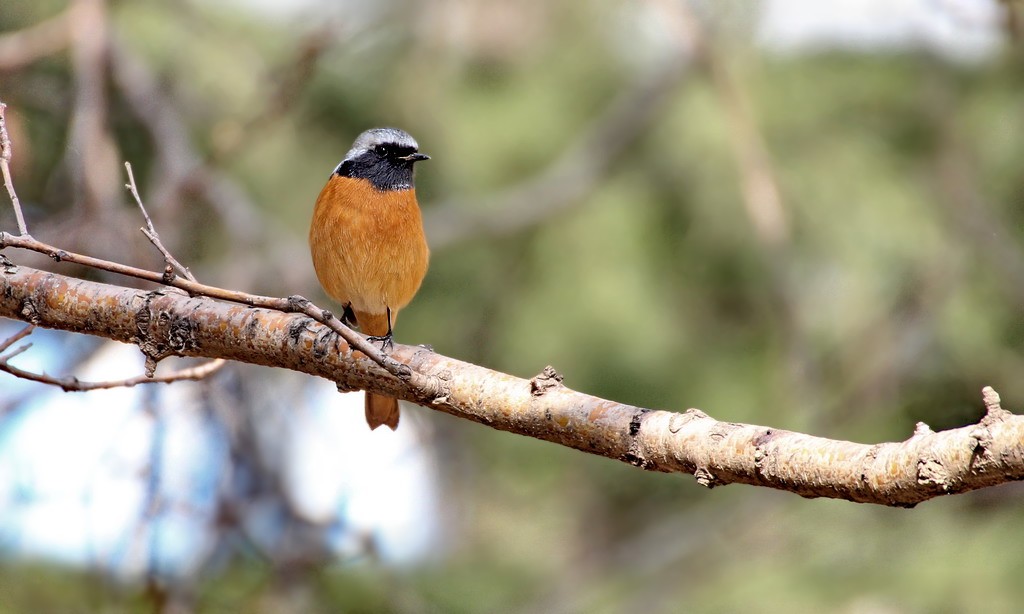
[{"xmin": 367, "ymin": 334, "xmax": 394, "ymax": 353}]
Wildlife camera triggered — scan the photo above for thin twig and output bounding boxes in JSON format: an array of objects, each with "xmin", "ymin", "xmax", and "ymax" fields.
[
  {"xmin": 108, "ymin": 33, "xmax": 283, "ymax": 244},
  {"xmin": 0, "ymin": 102, "xmax": 29, "ymax": 236},
  {"xmin": 108, "ymin": 36, "xmax": 291, "ymax": 291},
  {"xmin": 0, "ymin": 231, "xmax": 435, "ymax": 394},
  {"xmin": 0, "ymin": 355, "xmax": 227, "ymax": 392},
  {"xmin": 0, "ymin": 323, "xmax": 34, "ymax": 354},
  {"xmin": 0, "ymin": 342, "xmax": 32, "ymax": 362},
  {"xmin": 124, "ymin": 161, "xmax": 196, "ymax": 282}
]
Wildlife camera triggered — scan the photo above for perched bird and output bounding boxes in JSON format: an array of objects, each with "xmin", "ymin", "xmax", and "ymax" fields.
[{"xmin": 309, "ymin": 127, "xmax": 430, "ymax": 430}]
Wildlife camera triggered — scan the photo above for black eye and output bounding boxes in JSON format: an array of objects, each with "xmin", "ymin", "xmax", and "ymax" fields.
[{"xmin": 374, "ymin": 145, "xmax": 388, "ymax": 156}]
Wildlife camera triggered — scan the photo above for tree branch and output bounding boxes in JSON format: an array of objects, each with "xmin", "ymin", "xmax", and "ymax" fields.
[{"xmin": 1, "ymin": 262, "xmax": 1021, "ymax": 508}]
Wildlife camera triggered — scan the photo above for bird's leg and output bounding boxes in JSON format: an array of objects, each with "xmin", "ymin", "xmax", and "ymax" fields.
[
  {"xmin": 341, "ymin": 303, "xmax": 357, "ymax": 328},
  {"xmin": 367, "ymin": 306, "xmax": 395, "ymax": 353}
]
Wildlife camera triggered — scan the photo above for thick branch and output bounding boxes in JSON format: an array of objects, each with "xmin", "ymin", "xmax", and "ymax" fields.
[{"xmin": 2, "ymin": 262, "xmax": 1021, "ymax": 507}]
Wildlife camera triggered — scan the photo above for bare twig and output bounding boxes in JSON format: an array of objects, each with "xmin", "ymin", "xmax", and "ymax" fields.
[
  {"xmin": 124, "ymin": 161, "xmax": 197, "ymax": 283},
  {"xmin": 108, "ymin": 35, "xmax": 311, "ymax": 295},
  {"xmin": 0, "ymin": 102, "xmax": 28, "ymax": 236},
  {"xmin": 0, "ymin": 323, "xmax": 35, "ymax": 354},
  {"xmin": 0, "ymin": 353, "xmax": 226, "ymax": 392},
  {"xmin": 0, "ymin": 316, "xmax": 224, "ymax": 394},
  {"xmin": 108, "ymin": 35, "xmax": 265, "ymax": 245},
  {"xmin": 0, "ymin": 231, "xmax": 440, "ymax": 397},
  {"xmin": 0, "ymin": 9, "xmax": 72, "ymax": 72},
  {"xmin": 0, "ymin": 342, "xmax": 32, "ymax": 362}
]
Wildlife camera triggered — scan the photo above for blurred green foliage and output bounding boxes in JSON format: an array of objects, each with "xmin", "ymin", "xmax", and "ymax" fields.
[{"xmin": 3, "ymin": 0, "xmax": 1024, "ymax": 612}]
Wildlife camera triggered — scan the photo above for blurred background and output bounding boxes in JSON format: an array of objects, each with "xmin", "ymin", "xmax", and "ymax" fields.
[{"xmin": 2, "ymin": 0, "xmax": 1024, "ymax": 611}]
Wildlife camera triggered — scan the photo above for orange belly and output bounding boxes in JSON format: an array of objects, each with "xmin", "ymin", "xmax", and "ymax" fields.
[{"xmin": 309, "ymin": 175, "xmax": 430, "ymax": 335}]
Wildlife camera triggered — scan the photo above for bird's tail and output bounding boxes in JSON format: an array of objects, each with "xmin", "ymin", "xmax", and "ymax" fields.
[{"xmin": 366, "ymin": 393, "xmax": 400, "ymax": 430}]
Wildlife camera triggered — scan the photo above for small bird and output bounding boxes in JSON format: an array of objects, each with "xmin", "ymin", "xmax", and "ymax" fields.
[{"xmin": 309, "ymin": 127, "xmax": 430, "ymax": 430}]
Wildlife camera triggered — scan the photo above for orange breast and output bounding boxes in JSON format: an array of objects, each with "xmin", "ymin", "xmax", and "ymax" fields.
[{"xmin": 309, "ymin": 175, "xmax": 430, "ymax": 323}]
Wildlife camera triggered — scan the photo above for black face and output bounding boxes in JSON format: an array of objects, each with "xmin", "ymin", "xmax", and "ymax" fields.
[{"xmin": 335, "ymin": 142, "xmax": 427, "ymax": 191}]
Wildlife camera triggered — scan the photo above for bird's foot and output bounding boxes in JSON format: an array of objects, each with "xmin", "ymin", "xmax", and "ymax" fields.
[{"xmin": 367, "ymin": 333, "xmax": 394, "ymax": 353}]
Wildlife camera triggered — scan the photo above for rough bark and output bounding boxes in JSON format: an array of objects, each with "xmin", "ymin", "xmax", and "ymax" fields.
[{"xmin": 2, "ymin": 261, "xmax": 1023, "ymax": 507}]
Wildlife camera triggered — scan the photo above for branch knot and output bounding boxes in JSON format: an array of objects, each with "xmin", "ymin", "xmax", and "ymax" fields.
[
  {"xmin": 0, "ymin": 252, "xmax": 15, "ymax": 273},
  {"xmin": 981, "ymin": 385, "xmax": 1011, "ymax": 423},
  {"xmin": 530, "ymin": 365, "xmax": 564, "ymax": 396}
]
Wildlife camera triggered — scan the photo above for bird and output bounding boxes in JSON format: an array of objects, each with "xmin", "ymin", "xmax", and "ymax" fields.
[{"xmin": 309, "ymin": 127, "xmax": 431, "ymax": 430}]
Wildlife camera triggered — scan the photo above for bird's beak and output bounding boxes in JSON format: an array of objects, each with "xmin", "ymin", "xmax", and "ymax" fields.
[{"xmin": 399, "ymin": 152, "xmax": 430, "ymax": 162}]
